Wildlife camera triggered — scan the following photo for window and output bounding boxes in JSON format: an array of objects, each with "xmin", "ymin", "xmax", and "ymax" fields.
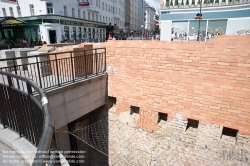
[
  {"xmin": 99, "ymin": 15, "xmax": 101, "ymax": 22},
  {"xmin": 47, "ymin": 3, "xmax": 53, "ymax": 14},
  {"xmin": 102, "ymin": 2, "xmax": 104, "ymax": 10},
  {"xmin": 96, "ymin": 14, "xmax": 98, "ymax": 22},
  {"xmin": 103, "ymin": 16, "xmax": 104, "ymax": 23},
  {"xmin": 2, "ymin": 8, "xmax": 6, "ymax": 17},
  {"xmin": 29, "ymin": 4, "xmax": 34, "ymax": 16},
  {"xmin": 64, "ymin": 6, "xmax": 67, "ymax": 16},
  {"xmin": 83, "ymin": 11, "xmax": 85, "ymax": 19},
  {"xmin": 78, "ymin": 9, "xmax": 80, "ymax": 18},
  {"xmin": 92, "ymin": 13, "xmax": 94, "ymax": 21},
  {"xmin": 105, "ymin": 4, "xmax": 107, "ymax": 12},
  {"xmin": 72, "ymin": 8, "xmax": 75, "ymax": 17},
  {"xmin": 9, "ymin": 7, "xmax": 14, "ymax": 17},
  {"xmin": 88, "ymin": 12, "xmax": 90, "ymax": 20},
  {"xmin": 16, "ymin": 6, "xmax": 21, "ymax": 17}
]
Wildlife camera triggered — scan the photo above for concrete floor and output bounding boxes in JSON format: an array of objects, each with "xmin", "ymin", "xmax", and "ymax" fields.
[{"xmin": 0, "ymin": 140, "xmax": 28, "ymax": 166}]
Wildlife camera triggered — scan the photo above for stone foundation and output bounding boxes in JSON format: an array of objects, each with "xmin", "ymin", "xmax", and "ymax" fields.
[{"xmin": 108, "ymin": 110, "xmax": 250, "ymax": 166}]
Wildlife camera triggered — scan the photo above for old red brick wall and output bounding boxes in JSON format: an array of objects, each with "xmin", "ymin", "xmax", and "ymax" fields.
[{"xmin": 95, "ymin": 35, "xmax": 250, "ymax": 134}]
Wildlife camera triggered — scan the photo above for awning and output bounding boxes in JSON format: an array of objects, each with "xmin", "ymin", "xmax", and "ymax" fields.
[{"xmin": 0, "ymin": 17, "xmax": 26, "ymax": 25}]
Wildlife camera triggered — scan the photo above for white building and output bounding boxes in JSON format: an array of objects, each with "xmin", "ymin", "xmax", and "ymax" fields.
[
  {"xmin": 0, "ymin": 0, "xmax": 125, "ymax": 44},
  {"xmin": 145, "ymin": 3, "xmax": 156, "ymax": 33},
  {"xmin": 124, "ymin": 0, "xmax": 146, "ymax": 35},
  {"xmin": 160, "ymin": 1, "xmax": 250, "ymax": 41}
]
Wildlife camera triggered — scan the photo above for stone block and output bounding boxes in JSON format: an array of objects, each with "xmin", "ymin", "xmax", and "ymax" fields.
[
  {"xmin": 48, "ymin": 93, "xmax": 65, "ymax": 109},
  {"xmin": 14, "ymin": 48, "xmax": 36, "ymax": 70},
  {"xmin": 0, "ymin": 50, "xmax": 16, "ymax": 72},
  {"xmin": 65, "ymin": 99, "xmax": 78, "ymax": 114},
  {"xmin": 77, "ymin": 95, "xmax": 90, "ymax": 109},
  {"xmin": 27, "ymin": 51, "xmax": 52, "ymax": 77}
]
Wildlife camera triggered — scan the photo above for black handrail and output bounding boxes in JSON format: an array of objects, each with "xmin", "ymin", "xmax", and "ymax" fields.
[
  {"xmin": 0, "ymin": 71, "xmax": 57, "ymax": 166},
  {"xmin": 0, "ymin": 47, "xmax": 106, "ymax": 92}
]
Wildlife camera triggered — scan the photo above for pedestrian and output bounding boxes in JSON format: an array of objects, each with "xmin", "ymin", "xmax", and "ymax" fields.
[
  {"xmin": 108, "ymin": 34, "xmax": 113, "ymax": 40},
  {"xmin": 64, "ymin": 35, "xmax": 68, "ymax": 43},
  {"xmin": 22, "ymin": 39, "xmax": 27, "ymax": 48}
]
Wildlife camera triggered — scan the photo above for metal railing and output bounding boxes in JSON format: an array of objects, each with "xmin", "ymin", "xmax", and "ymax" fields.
[
  {"xmin": 0, "ymin": 71, "xmax": 59, "ymax": 166},
  {"xmin": 161, "ymin": 0, "xmax": 250, "ymax": 9},
  {"xmin": 0, "ymin": 47, "xmax": 106, "ymax": 93}
]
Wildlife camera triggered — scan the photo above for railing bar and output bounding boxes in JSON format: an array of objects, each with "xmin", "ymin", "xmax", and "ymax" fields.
[
  {"xmin": 6, "ymin": 78, "xmax": 16, "ymax": 131},
  {"xmin": 36, "ymin": 57, "xmax": 43, "ymax": 89},
  {"xmin": 15, "ymin": 90, "xmax": 28, "ymax": 139},
  {"xmin": 48, "ymin": 61, "xmax": 53, "ymax": 89},
  {"xmin": 84, "ymin": 51, "xmax": 87, "ymax": 79},
  {"xmin": 59, "ymin": 59, "xmax": 64, "ymax": 85},
  {"xmin": 70, "ymin": 52, "xmax": 74, "ymax": 82},
  {"xmin": 8, "ymin": 86, "xmax": 20, "ymax": 134},
  {"xmin": 29, "ymin": 96, "xmax": 38, "ymax": 147},
  {"xmin": 63, "ymin": 58, "xmax": 66, "ymax": 83},
  {"xmin": 22, "ymin": 91, "xmax": 34, "ymax": 143},
  {"xmin": 43, "ymin": 61, "xmax": 48, "ymax": 89},
  {"xmin": 55, "ymin": 54, "xmax": 60, "ymax": 87},
  {"xmin": 66, "ymin": 58, "xmax": 70, "ymax": 82},
  {"xmin": 0, "ymin": 86, "xmax": 9, "ymax": 128},
  {"xmin": 27, "ymin": 86, "xmax": 38, "ymax": 145}
]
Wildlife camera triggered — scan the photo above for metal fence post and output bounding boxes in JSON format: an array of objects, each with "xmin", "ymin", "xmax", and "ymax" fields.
[
  {"xmin": 84, "ymin": 50, "xmax": 87, "ymax": 79},
  {"xmin": 36, "ymin": 57, "xmax": 43, "ymax": 88},
  {"xmin": 71, "ymin": 52, "xmax": 75, "ymax": 82},
  {"xmin": 104, "ymin": 48, "xmax": 106, "ymax": 73},
  {"xmin": 95, "ymin": 49, "xmax": 98, "ymax": 75},
  {"xmin": 55, "ymin": 54, "xmax": 60, "ymax": 86}
]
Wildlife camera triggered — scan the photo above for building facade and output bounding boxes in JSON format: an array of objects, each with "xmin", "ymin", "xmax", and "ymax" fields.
[
  {"xmin": 124, "ymin": 0, "xmax": 147, "ymax": 36},
  {"xmin": 0, "ymin": 0, "xmax": 125, "ymax": 44},
  {"xmin": 145, "ymin": 3, "xmax": 156, "ymax": 33},
  {"xmin": 160, "ymin": 1, "xmax": 250, "ymax": 41}
]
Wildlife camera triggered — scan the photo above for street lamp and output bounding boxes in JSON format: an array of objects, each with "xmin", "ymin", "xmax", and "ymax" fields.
[{"xmin": 194, "ymin": 0, "xmax": 202, "ymax": 41}]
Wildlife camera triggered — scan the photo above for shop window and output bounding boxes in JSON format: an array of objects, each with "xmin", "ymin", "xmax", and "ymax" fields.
[
  {"xmin": 207, "ymin": 20, "xmax": 227, "ymax": 36},
  {"xmin": 47, "ymin": 3, "xmax": 53, "ymax": 14},
  {"xmin": 172, "ymin": 21, "xmax": 188, "ymax": 39},
  {"xmin": 64, "ymin": 6, "xmax": 67, "ymax": 16},
  {"xmin": 9, "ymin": 7, "xmax": 14, "ymax": 17},
  {"xmin": 29, "ymin": 4, "xmax": 34, "ymax": 16},
  {"xmin": 16, "ymin": 6, "xmax": 21, "ymax": 17},
  {"xmin": 2, "ymin": 8, "xmax": 7, "ymax": 17}
]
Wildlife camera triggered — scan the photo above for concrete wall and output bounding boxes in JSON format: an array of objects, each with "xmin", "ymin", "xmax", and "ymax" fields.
[
  {"xmin": 160, "ymin": 20, "xmax": 172, "ymax": 41},
  {"xmin": 46, "ymin": 74, "xmax": 107, "ymax": 130},
  {"xmin": 226, "ymin": 17, "xmax": 250, "ymax": 35}
]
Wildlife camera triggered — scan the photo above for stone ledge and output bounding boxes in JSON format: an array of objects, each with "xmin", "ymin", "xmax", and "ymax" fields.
[
  {"xmin": 0, "ymin": 124, "xmax": 70, "ymax": 166},
  {"xmin": 0, "ymin": 124, "xmax": 35, "ymax": 165}
]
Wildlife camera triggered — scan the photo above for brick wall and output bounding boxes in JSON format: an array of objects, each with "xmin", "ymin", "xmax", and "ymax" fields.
[{"xmin": 95, "ymin": 35, "xmax": 250, "ymax": 135}]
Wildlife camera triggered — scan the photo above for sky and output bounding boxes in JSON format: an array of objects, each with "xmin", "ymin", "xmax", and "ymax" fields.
[{"xmin": 147, "ymin": 0, "xmax": 160, "ymax": 12}]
